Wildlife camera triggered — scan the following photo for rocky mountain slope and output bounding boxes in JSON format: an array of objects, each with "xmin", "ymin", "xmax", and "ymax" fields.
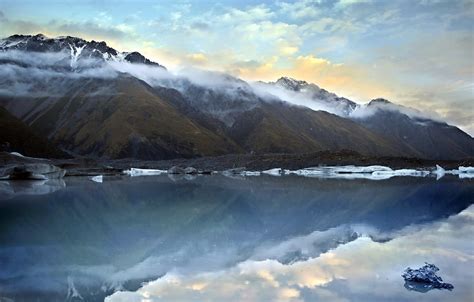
[
  {"xmin": 0, "ymin": 106, "xmax": 65, "ymax": 158},
  {"xmin": 0, "ymin": 34, "xmax": 472, "ymax": 160}
]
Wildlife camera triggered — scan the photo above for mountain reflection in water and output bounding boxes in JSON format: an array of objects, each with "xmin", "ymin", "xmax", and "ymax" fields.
[{"xmin": 0, "ymin": 175, "xmax": 472, "ymax": 302}]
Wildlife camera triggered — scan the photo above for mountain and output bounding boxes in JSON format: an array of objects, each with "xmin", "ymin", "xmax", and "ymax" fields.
[
  {"xmin": 268, "ymin": 77, "xmax": 357, "ymax": 116},
  {"xmin": 0, "ymin": 34, "xmax": 473, "ymax": 160},
  {"xmin": 0, "ymin": 33, "xmax": 165, "ymax": 69},
  {"xmin": 354, "ymin": 99, "xmax": 474, "ymax": 160},
  {"xmin": 0, "ymin": 75, "xmax": 239, "ymax": 159},
  {"xmin": 0, "ymin": 106, "xmax": 65, "ymax": 158},
  {"xmin": 149, "ymin": 77, "xmax": 402, "ymax": 156},
  {"xmin": 263, "ymin": 79, "xmax": 474, "ymax": 160}
]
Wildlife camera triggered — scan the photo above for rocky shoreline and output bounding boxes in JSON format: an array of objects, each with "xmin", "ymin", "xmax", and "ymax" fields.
[{"xmin": 1, "ymin": 151, "xmax": 473, "ymax": 179}]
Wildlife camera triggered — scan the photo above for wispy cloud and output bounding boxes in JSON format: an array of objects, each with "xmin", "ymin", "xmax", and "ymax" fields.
[{"xmin": 0, "ymin": 0, "xmax": 472, "ymax": 133}]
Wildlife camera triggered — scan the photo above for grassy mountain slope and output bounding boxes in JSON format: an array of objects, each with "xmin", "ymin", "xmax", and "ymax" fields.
[
  {"xmin": 2, "ymin": 76, "xmax": 240, "ymax": 159},
  {"xmin": 0, "ymin": 106, "xmax": 65, "ymax": 158},
  {"xmin": 356, "ymin": 109, "xmax": 474, "ymax": 160}
]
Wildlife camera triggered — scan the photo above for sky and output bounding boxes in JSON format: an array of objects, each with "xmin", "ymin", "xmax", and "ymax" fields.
[{"xmin": 0, "ymin": 0, "xmax": 473, "ymax": 134}]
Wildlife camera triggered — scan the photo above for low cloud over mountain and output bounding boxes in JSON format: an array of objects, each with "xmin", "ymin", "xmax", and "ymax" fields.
[{"xmin": 0, "ymin": 34, "xmax": 472, "ymax": 160}]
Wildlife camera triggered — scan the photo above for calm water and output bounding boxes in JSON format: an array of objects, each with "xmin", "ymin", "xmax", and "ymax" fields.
[{"xmin": 0, "ymin": 175, "xmax": 473, "ymax": 302}]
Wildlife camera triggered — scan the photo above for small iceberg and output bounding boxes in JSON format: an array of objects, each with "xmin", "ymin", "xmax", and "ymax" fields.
[
  {"xmin": 123, "ymin": 168, "xmax": 167, "ymax": 177},
  {"xmin": 434, "ymin": 165, "xmax": 445, "ymax": 180},
  {"xmin": 285, "ymin": 165, "xmax": 429, "ymax": 180},
  {"xmin": 91, "ymin": 175, "xmax": 103, "ymax": 183},
  {"xmin": 436, "ymin": 165, "xmax": 474, "ymax": 179},
  {"xmin": 459, "ymin": 166, "xmax": 474, "ymax": 173},
  {"xmin": 241, "ymin": 171, "xmax": 261, "ymax": 176},
  {"xmin": 402, "ymin": 263, "xmax": 454, "ymax": 292},
  {"xmin": 262, "ymin": 168, "xmax": 283, "ymax": 176},
  {"xmin": 458, "ymin": 166, "xmax": 474, "ymax": 179}
]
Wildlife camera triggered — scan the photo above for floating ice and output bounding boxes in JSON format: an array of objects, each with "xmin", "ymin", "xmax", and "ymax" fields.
[
  {"xmin": 122, "ymin": 165, "xmax": 473, "ymax": 180},
  {"xmin": 240, "ymin": 171, "xmax": 261, "ymax": 176},
  {"xmin": 402, "ymin": 263, "xmax": 454, "ymax": 292},
  {"xmin": 123, "ymin": 168, "xmax": 167, "ymax": 177},
  {"xmin": 284, "ymin": 165, "xmax": 429, "ymax": 180},
  {"xmin": 459, "ymin": 166, "xmax": 474, "ymax": 173},
  {"xmin": 439, "ymin": 166, "xmax": 474, "ymax": 179},
  {"xmin": 91, "ymin": 175, "xmax": 103, "ymax": 183},
  {"xmin": 434, "ymin": 165, "xmax": 445, "ymax": 180},
  {"xmin": 261, "ymin": 168, "xmax": 283, "ymax": 176}
]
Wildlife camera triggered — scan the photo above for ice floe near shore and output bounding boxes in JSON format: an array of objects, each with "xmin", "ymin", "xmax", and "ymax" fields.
[
  {"xmin": 284, "ymin": 166, "xmax": 430, "ymax": 180},
  {"xmin": 123, "ymin": 168, "xmax": 167, "ymax": 177},
  {"xmin": 123, "ymin": 165, "xmax": 473, "ymax": 180},
  {"xmin": 90, "ymin": 175, "xmax": 103, "ymax": 183},
  {"xmin": 237, "ymin": 165, "xmax": 474, "ymax": 180}
]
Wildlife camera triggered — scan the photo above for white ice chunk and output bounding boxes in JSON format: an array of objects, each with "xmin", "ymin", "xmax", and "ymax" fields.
[
  {"xmin": 285, "ymin": 165, "xmax": 429, "ymax": 180},
  {"xmin": 457, "ymin": 166, "xmax": 474, "ymax": 179},
  {"xmin": 262, "ymin": 168, "xmax": 283, "ymax": 176},
  {"xmin": 241, "ymin": 171, "xmax": 261, "ymax": 176},
  {"xmin": 91, "ymin": 175, "xmax": 103, "ymax": 183},
  {"xmin": 9, "ymin": 152, "xmax": 25, "ymax": 157},
  {"xmin": 123, "ymin": 168, "xmax": 167, "ymax": 177},
  {"xmin": 372, "ymin": 169, "xmax": 429, "ymax": 178},
  {"xmin": 459, "ymin": 166, "xmax": 474, "ymax": 173},
  {"xmin": 434, "ymin": 165, "xmax": 445, "ymax": 180}
]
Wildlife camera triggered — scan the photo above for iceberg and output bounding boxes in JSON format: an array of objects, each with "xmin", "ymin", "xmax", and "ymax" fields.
[
  {"xmin": 91, "ymin": 175, "xmax": 103, "ymax": 183},
  {"xmin": 438, "ymin": 166, "xmax": 474, "ymax": 179},
  {"xmin": 123, "ymin": 168, "xmax": 167, "ymax": 177},
  {"xmin": 262, "ymin": 168, "xmax": 283, "ymax": 176},
  {"xmin": 434, "ymin": 165, "xmax": 445, "ymax": 180},
  {"xmin": 459, "ymin": 166, "xmax": 474, "ymax": 173},
  {"xmin": 402, "ymin": 263, "xmax": 454, "ymax": 291},
  {"xmin": 240, "ymin": 171, "xmax": 261, "ymax": 176},
  {"xmin": 284, "ymin": 165, "xmax": 429, "ymax": 180},
  {"xmin": 458, "ymin": 166, "xmax": 474, "ymax": 178}
]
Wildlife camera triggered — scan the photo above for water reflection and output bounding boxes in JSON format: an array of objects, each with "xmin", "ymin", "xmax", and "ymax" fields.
[
  {"xmin": 0, "ymin": 179, "xmax": 66, "ymax": 200},
  {"xmin": 0, "ymin": 175, "xmax": 472, "ymax": 301},
  {"xmin": 108, "ymin": 205, "xmax": 474, "ymax": 302}
]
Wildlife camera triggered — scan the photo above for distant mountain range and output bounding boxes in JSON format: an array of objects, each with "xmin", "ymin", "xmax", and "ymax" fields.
[{"xmin": 0, "ymin": 34, "xmax": 472, "ymax": 160}]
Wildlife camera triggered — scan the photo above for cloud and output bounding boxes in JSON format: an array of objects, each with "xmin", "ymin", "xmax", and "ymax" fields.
[
  {"xmin": 1, "ymin": 0, "xmax": 472, "ymax": 135},
  {"xmin": 218, "ymin": 4, "xmax": 275, "ymax": 23},
  {"xmin": 276, "ymin": 0, "xmax": 321, "ymax": 19},
  {"xmin": 185, "ymin": 53, "xmax": 208, "ymax": 65},
  {"xmin": 0, "ymin": 50, "xmax": 117, "ymax": 97},
  {"xmin": 55, "ymin": 21, "xmax": 130, "ymax": 40}
]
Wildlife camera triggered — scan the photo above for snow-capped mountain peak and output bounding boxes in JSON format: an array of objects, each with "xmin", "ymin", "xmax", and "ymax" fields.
[
  {"xmin": 268, "ymin": 76, "xmax": 358, "ymax": 116},
  {"xmin": 0, "ymin": 33, "xmax": 166, "ymax": 69},
  {"xmin": 274, "ymin": 77, "xmax": 311, "ymax": 91}
]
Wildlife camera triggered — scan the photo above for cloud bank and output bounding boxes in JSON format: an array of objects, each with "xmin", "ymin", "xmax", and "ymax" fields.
[{"xmin": 0, "ymin": 48, "xmax": 458, "ymax": 128}]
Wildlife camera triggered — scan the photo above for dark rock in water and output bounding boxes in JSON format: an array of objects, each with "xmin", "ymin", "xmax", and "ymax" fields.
[
  {"xmin": 402, "ymin": 263, "xmax": 454, "ymax": 292},
  {"xmin": 198, "ymin": 170, "xmax": 213, "ymax": 175},
  {"xmin": 0, "ymin": 163, "xmax": 66, "ymax": 180},
  {"xmin": 184, "ymin": 167, "xmax": 198, "ymax": 174},
  {"xmin": 168, "ymin": 166, "xmax": 185, "ymax": 174}
]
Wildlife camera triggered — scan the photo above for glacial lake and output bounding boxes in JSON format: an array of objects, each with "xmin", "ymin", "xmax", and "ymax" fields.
[{"xmin": 0, "ymin": 175, "xmax": 473, "ymax": 302}]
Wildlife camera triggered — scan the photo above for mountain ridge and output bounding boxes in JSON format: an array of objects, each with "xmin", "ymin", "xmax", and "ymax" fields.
[{"xmin": 0, "ymin": 34, "xmax": 472, "ymax": 160}]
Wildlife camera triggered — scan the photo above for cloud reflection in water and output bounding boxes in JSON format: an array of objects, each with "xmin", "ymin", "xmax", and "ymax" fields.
[{"xmin": 108, "ymin": 205, "xmax": 474, "ymax": 302}]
